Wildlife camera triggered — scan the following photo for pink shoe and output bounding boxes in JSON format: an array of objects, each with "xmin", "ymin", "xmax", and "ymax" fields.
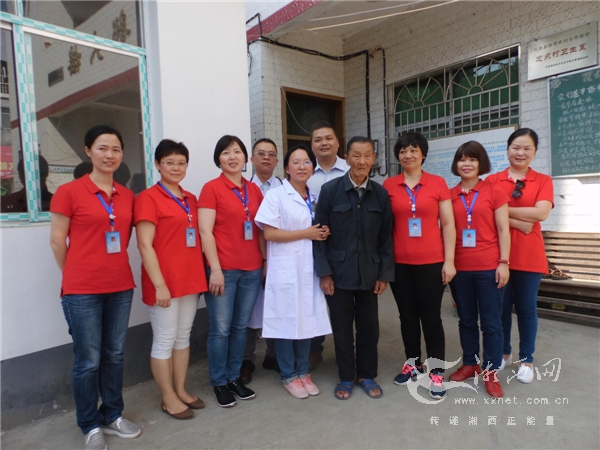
[
  {"xmin": 284, "ymin": 379, "xmax": 309, "ymax": 399},
  {"xmin": 300, "ymin": 374, "xmax": 320, "ymax": 396}
]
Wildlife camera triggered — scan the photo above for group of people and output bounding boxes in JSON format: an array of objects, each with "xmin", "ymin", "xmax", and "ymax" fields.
[{"xmin": 49, "ymin": 122, "xmax": 553, "ymax": 450}]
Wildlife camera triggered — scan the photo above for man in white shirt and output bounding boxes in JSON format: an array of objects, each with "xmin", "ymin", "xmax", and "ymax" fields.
[
  {"xmin": 306, "ymin": 121, "xmax": 349, "ymax": 370},
  {"xmin": 307, "ymin": 121, "xmax": 349, "ymax": 204},
  {"xmin": 241, "ymin": 138, "xmax": 283, "ymax": 384}
]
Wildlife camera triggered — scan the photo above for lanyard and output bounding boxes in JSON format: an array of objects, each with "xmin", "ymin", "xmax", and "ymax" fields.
[
  {"xmin": 232, "ymin": 180, "xmax": 250, "ymax": 221},
  {"xmin": 157, "ymin": 182, "xmax": 192, "ymax": 225},
  {"xmin": 460, "ymin": 191, "xmax": 479, "ymax": 228},
  {"xmin": 96, "ymin": 192, "xmax": 115, "ymax": 230},
  {"xmin": 404, "ymin": 185, "xmax": 421, "ymax": 216},
  {"xmin": 303, "ymin": 187, "xmax": 313, "ymax": 215}
]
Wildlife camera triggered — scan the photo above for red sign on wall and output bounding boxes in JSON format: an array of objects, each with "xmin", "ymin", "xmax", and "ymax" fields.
[{"xmin": 1, "ymin": 146, "xmax": 14, "ymax": 179}]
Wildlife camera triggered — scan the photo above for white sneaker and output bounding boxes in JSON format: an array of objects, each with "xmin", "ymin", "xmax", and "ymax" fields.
[
  {"xmin": 84, "ymin": 428, "xmax": 107, "ymax": 450},
  {"xmin": 517, "ymin": 363, "xmax": 534, "ymax": 383},
  {"xmin": 499, "ymin": 354, "xmax": 512, "ymax": 372},
  {"xmin": 102, "ymin": 417, "xmax": 141, "ymax": 439}
]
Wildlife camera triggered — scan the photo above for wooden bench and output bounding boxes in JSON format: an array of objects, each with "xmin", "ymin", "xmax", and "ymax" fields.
[{"xmin": 537, "ymin": 231, "xmax": 600, "ymax": 327}]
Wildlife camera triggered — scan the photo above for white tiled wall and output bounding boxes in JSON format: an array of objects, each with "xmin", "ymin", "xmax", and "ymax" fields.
[
  {"xmin": 248, "ymin": 30, "xmax": 344, "ymax": 175},
  {"xmin": 248, "ymin": 1, "xmax": 600, "ymax": 232}
]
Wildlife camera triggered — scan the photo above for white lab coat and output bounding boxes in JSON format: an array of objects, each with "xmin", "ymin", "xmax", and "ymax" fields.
[
  {"xmin": 255, "ymin": 180, "xmax": 332, "ymax": 340},
  {"xmin": 247, "ymin": 175, "xmax": 283, "ymax": 329}
]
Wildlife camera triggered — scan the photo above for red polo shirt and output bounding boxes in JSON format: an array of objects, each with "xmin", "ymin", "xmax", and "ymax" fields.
[
  {"xmin": 50, "ymin": 174, "xmax": 135, "ymax": 296},
  {"xmin": 198, "ymin": 173, "xmax": 263, "ymax": 271},
  {"xmin": 134, "ymin": 184, "xmax": 208, "ymax": 306},
  {"xmin": 451, "ymin": 181, "xmax": 510, "ymax": 271},
  {"xmin": 383, "ymin": 171, "xmax": 451, "ymax": 265},
  {"xmin": 486, "ymin": 168, "xmax": 554, "ymax": 273}
]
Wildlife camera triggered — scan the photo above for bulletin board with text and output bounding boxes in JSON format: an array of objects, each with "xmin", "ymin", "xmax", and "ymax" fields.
[{"xmin": 548, "ymin": 66, "xmax": 600, "ymax": 177}]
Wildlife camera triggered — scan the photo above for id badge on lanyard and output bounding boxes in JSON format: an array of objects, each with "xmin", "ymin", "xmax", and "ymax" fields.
[
  {"xmin": 96, "ymin": 192, "xmax": 121, "ymax": 254},
  {"xmin": 233, "ymin": 181, "xmax": 253, "ymax": 240},
  {"xmin": 157, "ymin": 182, "xmax": 196, "ymax": 248},
  {"xmin": 105, "ymin": 231, "xmax": 121, "ymax": 254},
  {"xmin": 461, "ymin": 191, "xmax": 479, "ymax": 248},
  {"xmin": 186, "ymin": 228, "xmax": 197, "ymax": 247},
  {"xmin": 405, "ymin": 185, "xmax": 422, "ymax": 237}
]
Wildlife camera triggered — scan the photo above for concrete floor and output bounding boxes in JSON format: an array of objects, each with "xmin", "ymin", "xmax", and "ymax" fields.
[{"xmin": 2, "ymin": 289, "xmax": 599, "ymax": 450}]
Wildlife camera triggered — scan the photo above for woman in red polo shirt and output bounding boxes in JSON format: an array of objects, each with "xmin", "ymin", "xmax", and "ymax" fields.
[
  {"xmin": 486, "ymin": 128, "xmax": 554, "ymax": 384},
  {"xmin": 446, "ymin": 141, "xmax": 510, "ymax": 399},
  {"xmin": 50, "ymin": 125, "xmax": 140, "ymax": 450},
  {"xmin": 198, "ymin": 135, "xmax": 265, "ymax": 408},
  {"xmin": 383, "ymin": 131, "xmax": 456, "ymax": 401},
  {"xmin": 134, "ymin": 139, "xmax": 208, "ymax": 420}
]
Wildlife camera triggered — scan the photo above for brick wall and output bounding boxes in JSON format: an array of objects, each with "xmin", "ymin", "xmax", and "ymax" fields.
[{"xmin": 248, "ymin": 30, "xmax": 344, "ymax": 174}]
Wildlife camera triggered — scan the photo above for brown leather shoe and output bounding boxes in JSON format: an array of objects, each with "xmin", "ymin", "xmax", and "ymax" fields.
[
  {"xmin": 240, "ymin": 359, "xmax": 255, "ymax": 384},
  {"xmin": 448, "ymin": 364, "xmax": 482, "ymax": 382},
  {"xmin": 308, "ymin": 352, "xmax": 323, "ymax": 371},
  {"xmin": 183, "ymin": 396, "xmax": 205, "ymax": 409},
  {"xmin": 161, "ymin": 403, "xmax": 194, "ymax": 420},
  {"xmin": 482, "ymin": 370, "xmax": 503, "ymax": 398}
]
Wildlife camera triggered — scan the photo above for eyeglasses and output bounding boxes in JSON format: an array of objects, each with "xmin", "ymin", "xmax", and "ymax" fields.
[
  {"xmin": 290, "ymin": 160, "xmax": 313, "ymax": 167},
  {"xmin": 512, "ymin": 179, "xmax": 525, "ymax": 199},
  {"xmin": 161, "ymin": 161, "xmax": 188, "ymax": 168},
  {"xmin": 256, "ymin": 151, "xmax": 277, "ymax": 159}
]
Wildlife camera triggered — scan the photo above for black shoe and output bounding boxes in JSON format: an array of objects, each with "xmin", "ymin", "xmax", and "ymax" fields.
[
  {"xmin": 240, "ymin": 359, "xmax": 255, "ymax": 384},
  {"xmin": 213, "ymin": 385, "xmax": 236, "ymax": 408},
  {"xmin": 262, "ymin": 354, "xmax": 281, "ymax": 373},
  {"xmin": 227, "ymin": 379, "xmax": 256, "ymax": 400}
]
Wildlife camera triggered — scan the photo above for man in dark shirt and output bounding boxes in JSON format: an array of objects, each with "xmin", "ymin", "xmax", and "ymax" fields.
[{"xmin": 313, "ymin": 136, "xmax": 394, "ymax": 399}]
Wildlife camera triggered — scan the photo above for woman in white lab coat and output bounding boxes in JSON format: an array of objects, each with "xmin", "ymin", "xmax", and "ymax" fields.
[{"xmin": 255, "ymin": 144, "xmax": 332, "ymax": 399}]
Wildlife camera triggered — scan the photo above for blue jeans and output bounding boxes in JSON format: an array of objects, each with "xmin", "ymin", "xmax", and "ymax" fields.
[
  {"xmin": 205, "ymin": 268, "xmax": 262, "ymax": 386},
  {"xmin": 450, "ymin": 271, "xmax": 504, "ymax": 370},
  {"xmin": 274, "ymin": 338, "xmax": 311, "ymax": 383},
  {"xmin": 502, "ymin": 270, "xmax": 543, "ymax": 363},
  {"xmin": 61, "ymin": 289, "xmax": 133, "ymax": 435}
]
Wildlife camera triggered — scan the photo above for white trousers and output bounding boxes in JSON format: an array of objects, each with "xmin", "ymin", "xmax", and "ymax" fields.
[{"xmin": 147, "ymin": 293, "xmax": 200, "ymax": 359}]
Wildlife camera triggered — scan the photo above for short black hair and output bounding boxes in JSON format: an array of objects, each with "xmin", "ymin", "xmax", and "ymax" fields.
[
  {"xmin": 84, "ymin": 125, "xmax": 124, "ymax": 150},
  {"xmin": 507, "ymin": 128, "xmax": 539, "ymax": 149},
  {"xmin": 17, "ymin": 154, "xmax": 49, "ymax": 183},
  {"xmin": 283, "ymin": 144, "xmax": 317, "ymax": 177},
  {"xmin": 114, "ymin": 162, "xmax": 131, "ymax": 186},
  {"xmin": 346, "ymin": 136, "xmax": 375, "ymax": 155},
  {"xmin": 154, "ymin": 139, "xmax": 189, "ymax": 163},
  {"xmin": 213, "ymin": 135, "xmax": 248, "ymax": 168},
  {"xmin": 451, "ymin": 141, "xmax": 491, "ymax": 176},
  {"xmin": 310, "ymin": 120, "xmax": 337, "ymax": 140},
  {"xmin": 73, "ymin": 161, "xmax": 93, "ymax": 179},
  {"xmin": 252, "ymin": 138, "xmax": 277, "ymax": 155},
  {"xmin": 393, "ymin": 131, "xmax": 428, "ymax": 162}
]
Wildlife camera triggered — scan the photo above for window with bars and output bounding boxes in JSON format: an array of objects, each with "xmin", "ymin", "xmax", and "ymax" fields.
[{"xmin": 389, "ymin": 46, "xmax": 519, "ymax": 145}]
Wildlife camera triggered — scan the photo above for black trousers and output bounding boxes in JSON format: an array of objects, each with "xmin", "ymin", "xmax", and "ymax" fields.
[
  {"xmin": 390, "ymin": 262, "xmax": 446, "ymax": 372},
  {"xmin": 326, "ymin": 288, "xmax": 379, "ymax": 382}
]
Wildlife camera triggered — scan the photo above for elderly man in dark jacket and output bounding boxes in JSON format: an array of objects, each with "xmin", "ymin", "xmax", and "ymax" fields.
[{"xmin": 313, "ymin": 136, "xmax": 394, "ymax": 400}]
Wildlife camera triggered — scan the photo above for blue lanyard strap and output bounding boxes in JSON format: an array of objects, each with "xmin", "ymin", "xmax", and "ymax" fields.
[
  {"xmin": 96, "ymin": 192, "xmax": 115, "ymax": 229},
  {"xmin": 157, "ymin": 182, "xmax": 192, "ymax": 224},
  {"xmin": 232, "ymin": 180, "xmax": 250, "ymax": 221},
  {"xmin": 404, "ymin": 185, "xmax": 421, "ymax": 215},
  {"xmin": 460, "ymin": 191, "xmax": 479, "ymax": 227},
  {"xmin": 303, "ymin": 187, "xmax": 313, "ymax": 215}
]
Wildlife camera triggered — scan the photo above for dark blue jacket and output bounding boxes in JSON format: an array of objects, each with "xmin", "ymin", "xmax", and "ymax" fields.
[{"xmin": 313, "ymin": 172, "xmax": 394, "ymax": 290}]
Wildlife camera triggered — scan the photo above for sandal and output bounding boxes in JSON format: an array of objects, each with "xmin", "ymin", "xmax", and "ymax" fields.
[
  {"xmin": 551, "ymin": 269, "xmax": 572, "ymax": 280},
  {"xmin": 334, "ymin": 380, "xmax": 354, "ymax": 400},
  {"xmin": 356, "ymin": 378, "xmax": 383, "ymax": 399}
]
